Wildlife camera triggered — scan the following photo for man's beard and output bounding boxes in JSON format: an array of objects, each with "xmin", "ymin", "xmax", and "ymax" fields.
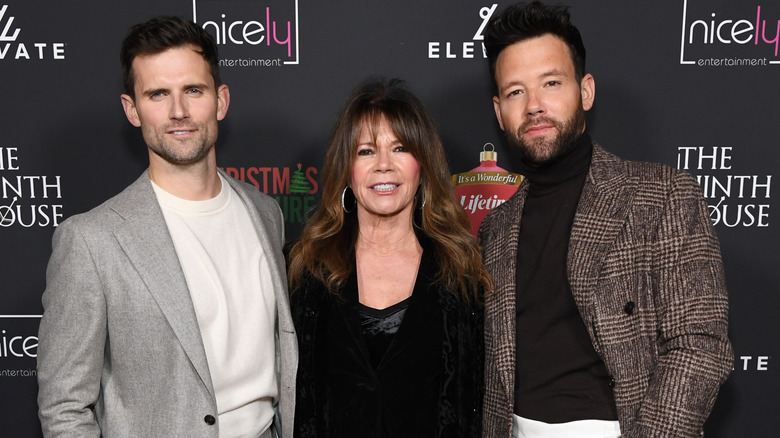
[
  {"xmin": 506, "ymin": 104, "xmax": 586, "ymax": 167},
  {"xmin": 143, "ymin": 122, "xmax": 216, "ymax": 166}
]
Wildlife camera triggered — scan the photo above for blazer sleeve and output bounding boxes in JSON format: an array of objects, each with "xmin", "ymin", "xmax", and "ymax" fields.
[
  {"xmin": 629, "ymin": 171, "xmax": 733, "ymax": 437},
  {"xmin": 37, "ymin": 219, "xmax": 106, "ymax": 438}
]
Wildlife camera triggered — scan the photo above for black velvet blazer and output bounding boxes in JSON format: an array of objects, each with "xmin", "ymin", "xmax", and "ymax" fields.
[{"xmin": 290, "ymin": 241, "xmax": 484, "ymax": 437}]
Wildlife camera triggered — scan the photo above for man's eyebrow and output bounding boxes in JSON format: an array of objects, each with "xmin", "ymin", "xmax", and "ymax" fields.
[
  {"xmin": 142, "ymin": 87, "xmax": 168, "ymax": 97},
  {"xmin": 182, "ymin": 82, "xmax": 210, "ymax": 90},
  {"xmin": 499, "ymin": 69, "xmax": 569, "ymax": 91},
  {"xmin": 539, "ymin": 68, "xmax": 567, "ymax": 78},
  {"xmin": 141, "ymin": 83, "xmax": 211, "ymax": 97}
]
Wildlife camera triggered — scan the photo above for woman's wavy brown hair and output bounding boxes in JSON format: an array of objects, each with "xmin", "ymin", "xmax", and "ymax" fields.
[{"xmin": 287, "ymin": 76, "xmax": 492, "ymax": 302}]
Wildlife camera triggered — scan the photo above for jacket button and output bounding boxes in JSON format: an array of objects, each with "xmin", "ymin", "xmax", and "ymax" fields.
[
  {"xmin": 204, "ymin": 415, "xmax": 216, "ymax": 425},
  {"xmin": 623, "ymin": 301, "xmax": 635, "ymax": 315},
  {"xmin": 608, "ymin": 377, "xmax": 616, "ymax": 388}
]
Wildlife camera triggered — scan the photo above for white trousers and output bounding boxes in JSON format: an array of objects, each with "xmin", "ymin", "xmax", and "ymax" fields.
[{"xmin": 512, "ymin": 414, "xmax": 621, "ymax": 438}]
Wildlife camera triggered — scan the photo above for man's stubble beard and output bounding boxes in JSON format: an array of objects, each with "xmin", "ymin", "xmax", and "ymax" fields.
[
  {"xmin": 506, "ymin": 103, "xmax": 586, "ymax": 167},
  {"xmin": 143, "ymin": 122, "xmax": 216, "ymax": 166}
]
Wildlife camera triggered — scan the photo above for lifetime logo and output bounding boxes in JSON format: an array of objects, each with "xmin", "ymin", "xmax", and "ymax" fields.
[
  {"xmin": 0, "ymin": 5, "xmax": 66, "ymax": 60},
  {"xmin": 680, "ymin": 0, "xmax": 780, "ymax": 66}
]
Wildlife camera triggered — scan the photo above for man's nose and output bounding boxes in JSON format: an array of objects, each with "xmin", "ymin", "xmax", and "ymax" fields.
[
  {"xmin": 525, "ymin": 90, "xmax": 544, "ymax": 115},
  {"xmin": 169, "ymin": 94, "xmax": 189, "ymax": 119}
]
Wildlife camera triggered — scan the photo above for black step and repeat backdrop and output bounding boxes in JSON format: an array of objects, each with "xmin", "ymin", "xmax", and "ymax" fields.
[{"xmin": 1, "ymin": 0, "xmax": 777, "ymax": 435}]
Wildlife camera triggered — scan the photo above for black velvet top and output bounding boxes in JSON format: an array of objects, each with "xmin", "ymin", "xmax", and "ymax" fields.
[
  {"xmin": 290, "ymin": 236, "xmax": 484, "ymax": 437},
  {"xmin": 358, "ymin": 297, "xmax": 411, "ymax": 369}
]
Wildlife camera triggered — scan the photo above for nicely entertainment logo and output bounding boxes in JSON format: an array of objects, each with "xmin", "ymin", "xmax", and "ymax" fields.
[
  {"xmin": 680, "ymin": 0, "xmax": 780, "ymax": 66},
  {"xmin": 193, "ymin": 0, "xmax": 299, "ymax": 67},
  {"xmin": 428, "ymin": 4, "xmax": 497, "ymax": 59},
  {"xmin": 0, "ymin": 329, "xmax": 37, "ymax": 359},
  {"xmin": 0, "ymin": 5, "xmax": 66, "ymax": 61},
  {"xmin": 0, "ymin": 316, "xmax": 39, "ymax": 378}
]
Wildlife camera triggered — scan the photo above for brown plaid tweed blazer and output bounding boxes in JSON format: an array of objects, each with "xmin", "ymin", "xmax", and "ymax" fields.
[{"xmin": 478, "ymin": 144, "xmax": 732, "ymax": 437}]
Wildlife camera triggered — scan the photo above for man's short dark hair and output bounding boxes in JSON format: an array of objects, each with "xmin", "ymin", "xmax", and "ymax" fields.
[
  {"xmin": 120, "ymin": 16, "xmax": 221, "ymax": 99},
  {"xmin": 485, "ymin": 1, "xmax": 586, "ymax": 86}
]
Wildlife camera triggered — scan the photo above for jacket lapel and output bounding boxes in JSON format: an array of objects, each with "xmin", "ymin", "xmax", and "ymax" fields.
[
  {"xmin": 567, "ymin": 145, "xmax": 639, "ymax": 350},
  {"xmin": 481, "ymin": 181, "xmax": 528, "ymax": 402},
  {"xmin": 224, "ymin": 172, "xmax": 295, "ymax": 388},
  {"xmin": 224, "ymin": 171, "xmax": 288, "ymax": 308},
  {"xmin": 110, "ymin": 172, "xmax": 215, "ymax": 397}
]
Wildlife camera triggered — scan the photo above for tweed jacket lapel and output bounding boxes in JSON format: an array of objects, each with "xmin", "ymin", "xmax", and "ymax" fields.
[
  {"xmin": 480, "ymin": 180, "xmax": 529, "ymax": 405},
  {"xmin": 109, "ymin": 172, "xmax": 215, "ymax": 397},
  {"xmin": 567, "ymin": 145, "xmax": 639, "ymax": 350}
]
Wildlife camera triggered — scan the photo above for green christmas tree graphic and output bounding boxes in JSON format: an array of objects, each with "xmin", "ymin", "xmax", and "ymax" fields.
[{"xmin": 289, "ymin": 163, "xmax": 311, "ymax": 194}]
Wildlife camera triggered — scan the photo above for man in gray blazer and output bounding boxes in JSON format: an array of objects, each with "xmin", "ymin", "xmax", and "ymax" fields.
[
  {"xmin": 480, "ymin": 2, "xmax": 732, "ymax": 437},
  {"xmin": 37, "ymin": 17, "xmax": 297, "ymax": 437}
]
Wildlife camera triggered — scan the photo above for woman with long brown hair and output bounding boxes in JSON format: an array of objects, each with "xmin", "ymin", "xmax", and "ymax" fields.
[{"xmin": 288, "ymin": 76, "xmax": 491, "ymax": 437}]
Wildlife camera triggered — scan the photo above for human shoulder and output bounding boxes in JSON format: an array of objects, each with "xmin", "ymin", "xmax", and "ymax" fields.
[
  {"xmin": 57, "ymin": 172, "xmax": 154, "ymax": 234},
  {"xmin": 478, "ymin": 177, "xmax": 528, "ymax": 240},
  {"xmin": 221, "ymin": 170, "xmax": 282, "ymax": 216},
  {"xmin": 591, "ymin": 143, "xmax": 699, "ymax": 192}
]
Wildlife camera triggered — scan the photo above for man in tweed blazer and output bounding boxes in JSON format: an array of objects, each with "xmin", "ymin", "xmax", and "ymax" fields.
[
  {"xmin": 479, "ymin": 2, "xmax": 732, "ymax": 437},
  {"xmin": 37, "ymin": 17, "xmax": 297, "ymax": 437}
]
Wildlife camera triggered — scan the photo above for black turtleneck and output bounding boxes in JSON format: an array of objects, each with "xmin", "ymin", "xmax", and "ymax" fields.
[{"xmin": 513, "ymin": 132, "xmax": 618, "ymax": 423}]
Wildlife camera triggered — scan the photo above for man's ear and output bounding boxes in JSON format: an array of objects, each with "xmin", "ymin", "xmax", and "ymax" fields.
[
  {"xmin": 120, "ymin": 94, "xmax": 142, "ymax": 127},
  {"xmin": 492, "ymin": 96, "xmax": 505, "ymax": 131},
  {"xmin": 580, "ymin": 73, "xmax": 595, "ymax": 111},
  {"xmin": 216, "ymin": 84, "xmax": 230, "ymax": 121}
]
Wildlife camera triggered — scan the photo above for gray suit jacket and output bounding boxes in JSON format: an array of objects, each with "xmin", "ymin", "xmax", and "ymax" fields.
[
  {"xmin": 37, "ymin": 170, "xmax": 298, "ymax": 438},
  {"xmin": 479, "ymin": 144, "xmax": 732, "ymax": 437}
]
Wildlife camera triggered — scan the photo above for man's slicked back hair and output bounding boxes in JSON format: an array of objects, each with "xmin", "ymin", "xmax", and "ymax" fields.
[
  {"xmin": 485, "ymin": 1, "xmax": 586, "ymax": 88},
  {"xmin": 120, "ymin": 16, "xmax": 221, "ymax": 99}
]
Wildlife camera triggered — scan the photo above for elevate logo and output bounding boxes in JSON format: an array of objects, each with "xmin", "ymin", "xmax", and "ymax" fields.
[
  {"xmin": 428, "ymin": 4, "xmax": 497, "ymax": 59},
  {"xmin": 680, "ymin": 0, "xmax": 780, "ymax": 66},
  {"xmin": 0, "ymin": 5, "xmax": 66, "ymax": 61},
  {"xmin": 193, "ymin": 0, "xmax": 299, "ymax": 67}
]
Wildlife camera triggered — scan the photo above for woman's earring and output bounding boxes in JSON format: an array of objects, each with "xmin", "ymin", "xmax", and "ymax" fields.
[
  {"xmin": 416, "ymin": 188, "xmax": 426, "ymax": 209},
  {"xmin": 341, "ymin": 186, "xmax": 355, "ymax": 213}
]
